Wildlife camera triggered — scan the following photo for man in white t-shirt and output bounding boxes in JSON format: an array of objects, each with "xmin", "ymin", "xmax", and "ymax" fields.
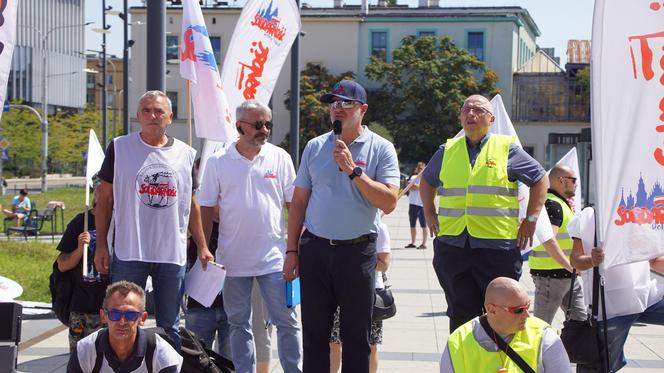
[
  {"xmin": 570, "ymin": 207, "xmax": 664, "ymax": 372},
  {"xmin": 95, "ymin": 90, "xmax": 209, "ymax": 349},
  {"xmin": 198, "ymin": 100, "xmax": 302, "ymax": 373}
]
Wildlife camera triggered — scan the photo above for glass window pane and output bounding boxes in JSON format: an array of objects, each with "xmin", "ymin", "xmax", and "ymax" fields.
[
  {"xmin": 418, "ymin": 31, "xmax": 435, "ymax": 37},
  {"xmin": 371, "ymin": 31, "xmax": 387, "ymax": 61},
  {"xmin": 167, "ymin": 35, "xmax": 179, "ymax": 64},
  {"xmin": 210, "ymin": 37, "xmax": 221, "ymax": 65},
  {"xmin": 468, "ymin": 32, "xmax": 484, "ymax": 61},
  {"xmin": 167, "ymin": 91, "xmax": 178, "ymax": 119}
]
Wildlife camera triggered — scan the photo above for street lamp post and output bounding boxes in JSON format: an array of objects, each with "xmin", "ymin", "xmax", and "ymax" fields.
[{"xmin": 23, "ymin": 22, "xmax": 92, "ymax": 192}]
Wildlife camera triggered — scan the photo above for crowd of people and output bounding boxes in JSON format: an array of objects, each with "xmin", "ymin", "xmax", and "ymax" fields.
[{"xmin": 54, "ymin": 82, "xmax": 664, "ymax": 373}]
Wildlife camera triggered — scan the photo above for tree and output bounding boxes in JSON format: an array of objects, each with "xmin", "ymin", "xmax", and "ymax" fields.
[
  {"xmin": 365, "ymin": 35, "xmax": 499, "ymax": 164},
  {"xmin": 0, "ymin": 104, "xmax": 101, "ymax": 177},
  {"xmin": 282, "ymin": 63, "xmax": 355, "ymax": 155}
]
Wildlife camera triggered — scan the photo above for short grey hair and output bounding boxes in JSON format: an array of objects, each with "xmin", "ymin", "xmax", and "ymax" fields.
[
  {"xmin": 103, "ymin": 280, "xmax": 146, "ymax": 310},
  {"xmin": 236, "ymin": 100, "xmax": 272, "ymax": 122},
  {"xmin": 138, "ymin": 90, "xmax": 173, "ymax": 113}
]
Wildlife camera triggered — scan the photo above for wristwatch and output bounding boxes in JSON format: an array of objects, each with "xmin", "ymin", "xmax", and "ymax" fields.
[
  {"xmin": 526, "ymin": 214, "xmax": 538, "ymax": 223},
  {"xmin": 349, "ymin": 166, "xmax": 363, "ymax": 180}
]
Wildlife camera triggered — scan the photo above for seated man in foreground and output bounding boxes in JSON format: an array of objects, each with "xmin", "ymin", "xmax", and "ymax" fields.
[
  {"xmin": 441, "ymin": 277, "xmax": 570, "ymax": 372},
  {"xmin": 67, "ymin": 280, "xmax": 182, "ymax": 373}
]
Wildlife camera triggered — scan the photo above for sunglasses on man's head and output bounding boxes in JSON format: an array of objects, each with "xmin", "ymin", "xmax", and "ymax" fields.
[
  {"xmin": 494, "ymin": 302, "xmax": 530, "ymax": 315},
  {"xmin": 238, "ymin": 120, "xmax": 273, "ymax": 130},
  {"xmin": 104, "ymin": 309, "xmax": 143, "ymax": 322}
]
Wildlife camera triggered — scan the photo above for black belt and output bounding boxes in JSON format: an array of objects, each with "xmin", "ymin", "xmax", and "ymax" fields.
[
  {"xmin": 530, "ymin": 269, "xmax": 573, "ymax": 279},
  {"xmin": 306, "ymin": 230, "xmax": 377, "ymax": 246}
]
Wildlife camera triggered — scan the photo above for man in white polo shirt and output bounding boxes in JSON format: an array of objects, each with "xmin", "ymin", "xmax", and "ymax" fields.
[{"xmin": 198, "ymin": 100, "xmax": 302, "ymax": 373}]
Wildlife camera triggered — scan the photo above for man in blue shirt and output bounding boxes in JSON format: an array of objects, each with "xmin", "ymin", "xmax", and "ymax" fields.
[{"xmin": 284, "ymin": 80, "xmax": 400, "ymax": 373}]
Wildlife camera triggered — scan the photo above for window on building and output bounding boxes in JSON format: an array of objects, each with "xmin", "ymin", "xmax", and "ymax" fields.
[
  {"xmin": 467, "ymin": 31, "xmax": 484, "ymax": 61},
  {"xmin": 417, "ymin": 30, "xmax": 436, "ymax": 37},
  {"xmin": 107, "ymin": 74, "xmax": 113, "ymax": 85},
  {"xmin": 167, "ymin": 35, "xmax": 179, "ymax": 64},
  {"xmin": 167, "ymin": 91, "xmax": 178, "ymax": 118},
  {"xmin": 86, "ymin": 93, "xmax": 95, "ymax": 105},
  {"xmin": 371, "ymin": 31, "xmax": 387, "ymax": 61},
  {"xmin": 86, "ymin": 73, "xmax": 96, "ymax": 89},
  {"xmin": 210, "ymin": 36, "xmax": 221, "ymax": 64},
  {"xmin": 523, "ymin": 145, "xmax": 535, "ymax": 158}
]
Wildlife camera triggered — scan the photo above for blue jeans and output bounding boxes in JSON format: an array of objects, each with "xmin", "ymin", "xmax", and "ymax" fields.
[
  {"xmin": 186, "ymin": 306, "xmax": 232, "ymax": 359},
  {"xmin": 223, "ymin": 271, "xmax": 302, "ymax": 373},
  {"xmin": 111, "ymin": 255, "xmax": 186, "ymax": 350},
  {"xmin": 577, "ymin": 297, "xmax": 664, "ymax": 372}
]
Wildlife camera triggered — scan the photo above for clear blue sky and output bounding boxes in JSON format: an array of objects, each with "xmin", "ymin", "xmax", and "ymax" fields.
[{"xmin": 85, "ymin": 0, "xmax": 594, "ymax": 65}]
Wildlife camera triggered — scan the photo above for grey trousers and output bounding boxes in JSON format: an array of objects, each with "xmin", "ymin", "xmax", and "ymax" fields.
[{"xmin": 532, "ymin": 274, "xmax": 587, "ymax": 324}]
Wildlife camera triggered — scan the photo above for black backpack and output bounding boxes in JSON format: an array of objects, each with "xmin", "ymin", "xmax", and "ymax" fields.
[
  {"xmin": 49, "ymin": 260, "xmax": 74, "ymax": 325},
  {"xmin": 144, "ymin": 327, "xmax": 235, "ymax": 373}
]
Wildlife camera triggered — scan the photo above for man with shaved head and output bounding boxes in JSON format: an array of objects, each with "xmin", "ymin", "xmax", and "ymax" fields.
[
  {"xmin": 529, "ymin": 164, "xmax": 586, "ymax": 324},
  {"xmin": 441, "ymin": 277, "xmax": 570, "ymax": 372},
  {"xmin": 420, "ymin": 94, "xmax": 549, "ymax": 331}
]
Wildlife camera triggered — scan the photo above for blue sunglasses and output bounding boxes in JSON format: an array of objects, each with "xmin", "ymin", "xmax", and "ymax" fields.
[{"xmin": 104, "ymin": 309, "xmax": 143, "ymax": 322}]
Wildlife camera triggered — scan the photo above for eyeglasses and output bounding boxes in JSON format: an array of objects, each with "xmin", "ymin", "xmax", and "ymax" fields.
[
  {"xmin": 238, "ymin": 120, "xmax": 273, "ymax": 131},
  {"xmin": 330, "ymin": 100, "xmax": 360, "ymax": 109},
  {"xmin": 494, "ymin": 302, "xmax": 530, "ymax": 315},
  {"xmin": 562, "ymin": 176, "xmax": 577, "ymax": 183},
  {"xmin": 104, "ymin": 309, "xmax": 143, "ymax": 322},
  {"xmin": 461, "ymin": 106, "xmax": 491, "ymax": 116},
  {"xmin": 140, "ymin": 108, "xmax": 168, "ymax": 116}
]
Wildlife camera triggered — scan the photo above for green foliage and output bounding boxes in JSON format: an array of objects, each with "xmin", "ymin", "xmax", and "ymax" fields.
[
  {"xmin": 0, "ymin": 242, "xmax": 57, "ymax": 302},
  {"xmin": 281, "ymin": 63, "xmax": 355, "ymax": 155},
  {"xmin": 0, "ymin": 105, "xmax": 101, "ymax": 177},
  {"xmin": 0, "ymin": 187, "xmax": 92, "ymax": 302},
  {"xmin": 365, "ymin": 36, "xmax": 499, "ymax": 164},
  {"xmin": 575, "ymin": 67, "xmax": 590, "ymax": 103}
]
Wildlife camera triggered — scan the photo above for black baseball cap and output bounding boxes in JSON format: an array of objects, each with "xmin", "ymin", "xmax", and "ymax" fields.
[{"xmin": 320, "ymin": 80, "xmax": 367, "ymax": 104}]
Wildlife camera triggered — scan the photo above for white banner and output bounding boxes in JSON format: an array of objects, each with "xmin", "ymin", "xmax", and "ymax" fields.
[
  {"xmin": 180, "ymin": 0, "xmax": 237, "ymax": 142},
  {"xmin": 219, "ymin": 0, "xmax": 301, "ymax": 118},
  {"xmin": 456, "ymin": 94, "xmax": 555, "ymax": 252},
  {"xmin": 0, "ymin": 1, "xmax": 18, "ymax": 121},
  {"xmin": 592, "ymin": 0, "xmax": 664, "ymax": 268}
]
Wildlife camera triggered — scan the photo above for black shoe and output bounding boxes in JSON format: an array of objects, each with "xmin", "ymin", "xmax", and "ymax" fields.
[
  {"xmin": 417, "ymin": 244, "xmax": 427, "ymax": 250},
  {"xmin": 404, "ymin": 243, "xmax": 416, "ymax": 248}
]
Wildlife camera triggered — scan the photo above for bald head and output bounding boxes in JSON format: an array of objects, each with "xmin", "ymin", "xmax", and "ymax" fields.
[
  {"xmin": 549, "ymin": 164, "xmax": 577, "ymax": 198},
  {"xmin": 462, "ymin": 95, "xmax": 493, "ymax": 115},
  {"xmin": 484, "ymin": 277, "xmax": 527, "ymax": 307}
]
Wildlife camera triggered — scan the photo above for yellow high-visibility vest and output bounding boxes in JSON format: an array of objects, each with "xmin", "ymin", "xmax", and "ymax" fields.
[
  {"xmin": 448, "ymin": 316, "xmax": 549, "ymax": 372},
  {"xmin": 438, "ymin": 134, "xmax": 519, "ymax": 239},
  {"xmin": 530, "ymin": 193, "xmax": 573, "ymax": 270}
]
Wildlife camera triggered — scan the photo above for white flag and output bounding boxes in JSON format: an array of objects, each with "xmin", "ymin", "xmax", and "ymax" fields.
[
  {"xmin": 456, "ymin": 94, "xmax": 554, "ymax": 251},
  {"xmin": 180, "ymin": 0, "xmax": 237, "ymax": 142},
  {"xmin": 219, "ymin": 0, "xmax": 301, "ymax": 118},
  {"xmin": 0, "ymin": 1, "xmax": 18, "ymax": 121},
  {"xmin": 86, "ymin": 130, "xmax": 105, "ymax": 188},
  {"xmin": 592, "ymin": 0, "xmax": 664, "ymax": 268}
]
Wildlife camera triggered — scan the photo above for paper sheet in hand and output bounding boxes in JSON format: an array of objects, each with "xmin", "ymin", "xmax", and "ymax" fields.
[{"xmin": 185, "ymin": 261, "xmax": 226, "ymax": 307}]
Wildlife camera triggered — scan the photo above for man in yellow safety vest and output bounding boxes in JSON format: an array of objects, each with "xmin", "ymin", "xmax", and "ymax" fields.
[
  {"xmin": 440, "ymin": 277, "xmax": 570, "ymax": 372},
  {"xmin": 420, "ymin": 94, "xmax": 549, "ymax": 331},
  {"xmin": 529, "ymin": 165, "xmax": 586, "ymax": 324}
]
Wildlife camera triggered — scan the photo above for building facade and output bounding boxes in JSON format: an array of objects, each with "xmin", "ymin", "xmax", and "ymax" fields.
[
  {"xmin": 9, "ymin": 0, "xmax": 87, "ymax": 113},
  {"xmin": 127, "ymin": 3, "xmax": 540, "ymax": 149}
]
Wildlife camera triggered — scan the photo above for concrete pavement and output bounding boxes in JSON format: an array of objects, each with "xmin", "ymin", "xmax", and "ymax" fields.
[{"xmin": 12, "ymin": 197, "xmax": 664, "ymax": 372}]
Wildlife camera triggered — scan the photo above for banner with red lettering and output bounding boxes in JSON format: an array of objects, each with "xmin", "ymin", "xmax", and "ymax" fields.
[
  {"xmin": 180, "ymin": 0, "xmax": 237, "ymax": 142},
  {"xmin": 219, "ymin": 0, "xmax": 301, "ymax": 119},
  {"xmin": 592, "ymin": 0, "xmax": 664, "ymax": 268},
  {"xmin": 0, "ymin": 0, "xmax": 17, "ymax": 121}
]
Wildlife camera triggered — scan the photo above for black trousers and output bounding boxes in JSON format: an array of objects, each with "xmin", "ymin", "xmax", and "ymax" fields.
[
  {"xmin": 299, "ymin": 230, "xmax": 376, "ymax": 373},
  {"xmin": 432, "ymin": 238, "xmax": 523, "ymax": 332}
]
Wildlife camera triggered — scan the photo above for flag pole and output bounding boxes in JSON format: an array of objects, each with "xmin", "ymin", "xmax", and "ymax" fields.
[
  {"xmin": 83, "ymin": 186, "xmax": 90, "ymax": 277},
  {"xmin": 187, "ymin": 80, "xmax": 192, "ymax": 146}
]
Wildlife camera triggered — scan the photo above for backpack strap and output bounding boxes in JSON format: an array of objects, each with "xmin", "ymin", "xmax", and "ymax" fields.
[
  {"xmin": 145, "ymin": 330, "xmax": 157, "ymax": 373},
  {"xmin": 92, "ymin": 329, "xmax": 107, "ymax": 373},
  {"xmin": 479, "ymin": 315, "xmax": 536, "ymax": 373}
]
